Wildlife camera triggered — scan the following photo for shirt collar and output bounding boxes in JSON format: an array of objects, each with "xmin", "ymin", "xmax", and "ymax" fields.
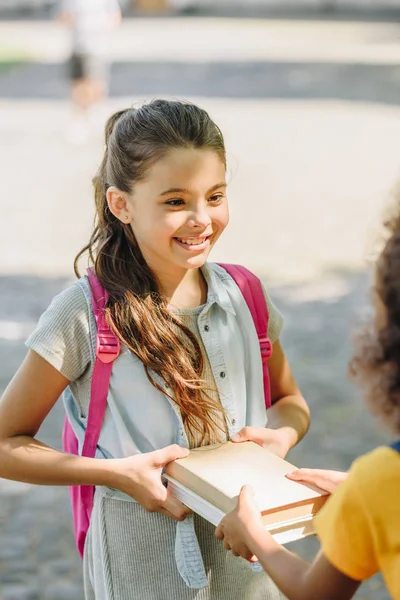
[{"xmin": 201, "ymin": 263, "xmax": 236, "ymax": 316}]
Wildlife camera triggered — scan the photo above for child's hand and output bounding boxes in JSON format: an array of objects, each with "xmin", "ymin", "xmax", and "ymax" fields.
[
  {"xmin": 286, "ymin": 468, "xmax": 348, "ymax": 493},
  {"xmin": 215, "ymin": 485, "xmax": 264, "ymax": 561},
  {"xmin": 111, "ymin": 445, "xmax": 193, "ymax": 521},
  {"xmin": 231, "ymin": 427, "xmax": 290, "ymax": 458}
]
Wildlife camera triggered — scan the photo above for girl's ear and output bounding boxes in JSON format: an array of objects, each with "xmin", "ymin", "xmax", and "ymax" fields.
[{"xmin": 106, "ymin": 186, "xmax": 133, "ymax": 223}]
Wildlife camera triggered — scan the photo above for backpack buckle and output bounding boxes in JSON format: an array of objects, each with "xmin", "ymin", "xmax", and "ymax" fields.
[
  {"xmin": 259, "ymin": 337, "xmax": 272, "ymax": 362},
  {"xmin": 96, "ymin": 329, "xmax": 120, "ymax": 364}
]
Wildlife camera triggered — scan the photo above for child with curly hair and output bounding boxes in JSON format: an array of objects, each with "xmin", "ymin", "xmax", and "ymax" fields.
[{"xmin": 216, "ymin": 198, "xmax": 400, "ymax": 599}]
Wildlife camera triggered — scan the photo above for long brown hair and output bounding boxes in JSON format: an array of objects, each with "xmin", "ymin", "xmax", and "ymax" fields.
[
  {"xmin": 349, "ymin": 195, "xmax": 400, "ymax": 434},
  {"xmin": 75, "ymin": 100, "xmax": 227, "ymax": 443}
]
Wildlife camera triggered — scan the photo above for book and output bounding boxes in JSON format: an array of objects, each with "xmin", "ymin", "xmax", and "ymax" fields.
[{"xmin": 165, "ymin": 441, "xmax": 329, "ymax": 545}]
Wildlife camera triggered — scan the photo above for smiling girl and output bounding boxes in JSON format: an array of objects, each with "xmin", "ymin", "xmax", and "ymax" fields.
[{"xmin": 0, "ymin": 100, "xmax": 309, "ymax": 600}]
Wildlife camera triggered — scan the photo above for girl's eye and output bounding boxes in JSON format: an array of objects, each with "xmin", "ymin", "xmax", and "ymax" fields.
[
  {"xmin": 165, "ymin": 199, "xmax": 184, "ymax": 207},
  {"xmin": 209, "ymin": 194, "xmax": 224, "ymax": 203}
]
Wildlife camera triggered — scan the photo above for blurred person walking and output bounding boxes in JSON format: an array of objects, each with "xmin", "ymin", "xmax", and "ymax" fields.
[{"xmin": 58, "ymin": 0, "xmax": 121, "ymax": 143}]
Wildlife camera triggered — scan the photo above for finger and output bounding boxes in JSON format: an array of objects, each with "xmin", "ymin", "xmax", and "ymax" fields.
[
  {"xmin": 285, "ymin": 470, "xmax": 300, "ymax": 479},
  {"xmin": 232, "ymin": 550, "xmax": 240, "ymax": 557},
  {"xmin": 238, "ymin": 548, "xmax": 255, "ymax": 561},
  {"xmin": 248, "ymin": 554, "xmax": 259, "ymax": 563},
  {"xmin": 238, "ymin": 485, "xmax": 258, "ymax": 510},
  {"xmin": 157, "ymin": 501, "xmax": 192, "ymax": 521},
  {"xmin": 240, "ymin": 485, "xmax": 255, "ymax": 497},
  {"xmin": 157, "ymin": 506, "xmax": 190, "ymax": 521},
  {"xmin": 153, "ymin": 444, "xmax": 190, "ymax": 467},
  {"xmin": 286, "ymin": 468, "xmax": 319, "ymax": 482},
  {"xmin": 223, "ymin": 540, "xmax": 231, "ymax": 551},
  {"xmin": 162, "ymin": 493, "xmax": 192, "ymax": 520},
  {"xmin": 231, "ymin": 426, "xmax": 253, "ymax": 443},
  {"xmin": 215, "ymin": 526, "xmax": 224, "ymax": 540}
]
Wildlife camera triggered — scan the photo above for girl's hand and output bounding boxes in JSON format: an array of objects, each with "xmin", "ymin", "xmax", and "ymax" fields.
[
  {"xmin": 215, "ymin": 485, "xmax": 264, "ymax": 561},
  {"xmin": 231, "ymin": 427, "xmax": 291, "ymax": 458},
  {"xmin": 286, "ymin": 468, "xmax": 348, "ymax": 493},
  {"xmin": 111, "ymin": 444, "xmax": 192, "ymax": 521}
]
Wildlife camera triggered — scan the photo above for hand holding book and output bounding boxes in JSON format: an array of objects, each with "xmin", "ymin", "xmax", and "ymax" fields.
[
  {"xmin": 286, "ymin": 468, "xmax": 348, "ymax": 493},
  {"xmin": 215, "ymin": 485, "xmax": 265, "ymax": 561},
  {"xmin": 112, "ymin": 444, "xmax": 192, "ymax": 521},
  {"xmin": 231, "ymin": 426, "xmax": 294, "ymax": 459},
  {"xmin": 215, "ymin": 467, "xmax": 348, "ymax": 562},
  {"xmin": 215, "ymin": 463, "xmax": 349, "ymax": 562}
]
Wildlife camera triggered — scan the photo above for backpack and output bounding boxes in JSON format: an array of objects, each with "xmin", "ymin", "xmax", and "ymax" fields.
[{"xmin": 62, "ymin": 264, "xmax": 273, "ymax": 557}]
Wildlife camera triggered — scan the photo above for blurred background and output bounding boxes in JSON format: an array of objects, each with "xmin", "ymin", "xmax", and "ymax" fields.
[{"xmin": 0, "ymin": 0, "xmax": 400, "ymax": 598}]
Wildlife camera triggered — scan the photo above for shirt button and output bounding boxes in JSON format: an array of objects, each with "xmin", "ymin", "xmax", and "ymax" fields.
[
  {"xmin": 232, "ymin": 418, "xmax": 236, "ymax": 426},
  {"xmin": 220, "ymin": 371, "xmax": 226, "ymax": 378},
  {"xmin": 204, "ymin": 324, "xmax": 210, "ymax": 331}
]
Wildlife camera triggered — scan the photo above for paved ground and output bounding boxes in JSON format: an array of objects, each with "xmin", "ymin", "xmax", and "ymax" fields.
[{"xmin": 1, "ymin": 12, "xmax": 399, "ymax": 600}]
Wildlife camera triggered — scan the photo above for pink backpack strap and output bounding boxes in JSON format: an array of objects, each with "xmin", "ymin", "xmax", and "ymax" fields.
[
  {"xmin": 81, "ymin": 268, "xmax": 120, "ymax": 458},
  {"xmin": 217, "ymin": 263, "xmax": 272, "ymax": 408},
  {"xmin": 63, "ymin": 269, "xmax": 120, "ymax": 558}
]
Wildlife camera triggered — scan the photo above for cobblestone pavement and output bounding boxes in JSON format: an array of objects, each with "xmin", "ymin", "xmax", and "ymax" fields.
[{"xmin": 1, "ymin": 12, "xmax": 399, "ymax": 600}]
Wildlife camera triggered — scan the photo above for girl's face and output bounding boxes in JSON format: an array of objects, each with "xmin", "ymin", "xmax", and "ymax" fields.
[{"xmin": 125, "ymin": 148, "xmax": 229, "ymax": 275}]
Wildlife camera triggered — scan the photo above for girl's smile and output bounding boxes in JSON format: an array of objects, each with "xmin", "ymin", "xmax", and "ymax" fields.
[{"xmin": 173, "ymin": 234, "xmax": 212, "ymax": 252}]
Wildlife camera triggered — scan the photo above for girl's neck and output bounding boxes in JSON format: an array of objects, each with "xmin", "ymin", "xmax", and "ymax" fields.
[{"xmin": 157, "ymin": 267, "xmax": 208, "ymax": 309}]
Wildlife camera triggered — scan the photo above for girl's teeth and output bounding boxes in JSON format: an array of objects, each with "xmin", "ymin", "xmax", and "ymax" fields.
[{"xmin": 177, "ymin": 238, "xmax": 205, "ymax": 245}]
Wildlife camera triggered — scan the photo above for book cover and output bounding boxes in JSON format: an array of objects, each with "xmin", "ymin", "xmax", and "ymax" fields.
[{"xmin": 165, "ymin": 441, "xmax": 328, "ymax": 532}]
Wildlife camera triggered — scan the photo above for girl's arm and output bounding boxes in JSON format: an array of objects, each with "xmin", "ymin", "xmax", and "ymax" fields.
[
  {"xmin": 215, "ymin": 486, "xmax": 361, "ymax": 600},
  {"xmin": 232, "ymin": 340, "xmax": 310, "ymax": 457},
  {"xmin": 247, "ymin": 531, "xmax": 360, "ymax": 600},
  {"xmin": 0, "ymin": 350, "xmax": 190, "ymax": 521}
]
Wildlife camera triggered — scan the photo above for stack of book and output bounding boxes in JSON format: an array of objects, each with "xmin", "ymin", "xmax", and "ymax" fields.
[{"xmin": 165, "ymin": 441, "xmax": 329, "ymax": 545}]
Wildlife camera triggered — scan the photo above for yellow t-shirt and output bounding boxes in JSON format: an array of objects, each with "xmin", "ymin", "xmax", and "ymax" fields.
[{"xmin": 313, "ymin": 446, "xmax": 400, "ymax": 599}]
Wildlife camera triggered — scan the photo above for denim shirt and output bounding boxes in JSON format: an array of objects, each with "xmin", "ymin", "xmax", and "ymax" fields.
[{"xmin": 26, "ymin": 262, "xmax": 283, "ymax": 588}]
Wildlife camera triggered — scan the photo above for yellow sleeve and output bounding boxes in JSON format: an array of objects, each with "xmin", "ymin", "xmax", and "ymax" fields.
[{"xmin": 313, "ymin": 458, "xmax": 378, "ymax": 582}]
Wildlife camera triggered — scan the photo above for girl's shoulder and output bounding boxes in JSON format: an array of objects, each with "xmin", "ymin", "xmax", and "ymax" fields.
[
  {"xmin": 206, "ymin": 262, "xmax": 275, "ymax": 293},
  {"xmin": 206, "ymin": 262, "xmax": 234, "ymax": 280},
  {"xmin": 343, "ymin": 445, "xmax": 400, "ymax": 514},
  {"xmin": 25, "ymin": 276, "xmax": 96, "ymax": 381},
  {"xmin": 41, "ymin": 276, "xmax": 93, "ymax": 325},
  {"xmin": 352, "ymin": 445, "xmax": 400, "ymax": 483},
  {"xmin": 204, "ymin": 262, "xmax": 263, "ymax": 294},
  {"xmin": 206, "ymin": 262, "xmax": 283, "ymax": 344}
]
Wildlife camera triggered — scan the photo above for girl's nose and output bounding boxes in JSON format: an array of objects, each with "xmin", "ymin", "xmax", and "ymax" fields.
[{"xmin": 187, "ymin": 207, "xmax": 212, "ymax": 229}]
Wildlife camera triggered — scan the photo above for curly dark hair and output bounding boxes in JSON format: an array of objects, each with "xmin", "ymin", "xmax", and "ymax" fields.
[{"xmin": 349, "ymin": 198, "xmax": 400, "ymax": 434}]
